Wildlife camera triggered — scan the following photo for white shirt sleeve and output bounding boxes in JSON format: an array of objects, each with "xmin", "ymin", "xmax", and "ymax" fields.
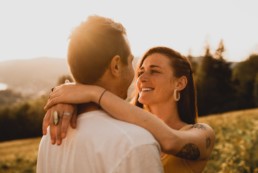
[{"xmin": 112, "ymin": 144, "xmax": 164, "ymax": 173}]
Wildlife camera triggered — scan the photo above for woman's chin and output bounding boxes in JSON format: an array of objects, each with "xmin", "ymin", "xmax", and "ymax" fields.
[{"xmin": 138, "ymin": 98, "xmax": 151, "ymax": 105}]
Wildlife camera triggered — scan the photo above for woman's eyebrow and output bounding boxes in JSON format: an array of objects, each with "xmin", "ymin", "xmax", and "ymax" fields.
[
  {"xmin": 139, "ymin": 64, "xmax": 161, "ymax": 70},
  {"xmin": 149, "ymin": 65, "xmax": 161, "ymax": 69}
]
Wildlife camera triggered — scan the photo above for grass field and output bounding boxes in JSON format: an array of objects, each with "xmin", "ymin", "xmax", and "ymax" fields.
[{"xmin": 0, "ymin": 108, "xmax": 258, "ymax": 173}]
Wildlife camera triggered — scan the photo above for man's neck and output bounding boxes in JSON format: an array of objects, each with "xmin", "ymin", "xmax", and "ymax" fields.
[{"xmin": 78, "ymin": 102, "xmax": 101, "ymax": 114}]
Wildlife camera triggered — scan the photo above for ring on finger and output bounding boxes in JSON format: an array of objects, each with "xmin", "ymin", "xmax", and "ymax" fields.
[
  {"xmin": 63, "ymin": 112, "xmax": 72, "ymax": 116},
  {"xmin": 53, "ymin": 111, "xmax": 59, "ymax": 126}
]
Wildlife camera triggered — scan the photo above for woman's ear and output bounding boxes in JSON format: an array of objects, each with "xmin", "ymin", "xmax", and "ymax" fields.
[
  {"xmin": 175, "ymin": 76, "xmax": 188, "ymax": 91},
  {"xmin": 110, "ymin": 55, "xmax": 121, "ymax": 77}
]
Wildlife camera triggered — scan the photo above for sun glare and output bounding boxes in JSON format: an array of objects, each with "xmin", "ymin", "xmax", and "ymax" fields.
[
  {"xmin": 0, "ymin": 0, "xmax": 257, "ymax": 62},
  {"xmin": 0, "ymin": 83, "xmax": 7, "ymax": 91}
]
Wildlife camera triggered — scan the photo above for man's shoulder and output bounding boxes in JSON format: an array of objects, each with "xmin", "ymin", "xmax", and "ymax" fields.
[{"xmin": 77, "ymin": 110, "xmax": 159, "ymax": 147}]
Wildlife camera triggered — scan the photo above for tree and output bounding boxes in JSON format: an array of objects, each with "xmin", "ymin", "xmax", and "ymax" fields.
[
  {"xmin": 232, "ymin": 54, "xmax": 258, "ymax": 108},
  {"xmin": 254, "ymin": 74, "xmax": 258, "ymax": 107},
  {"xmin": 196, "ymin": 43, "xmax": 235, "ymax": 115},
  {"xmin": 0, "ymin": 89, "xmax": 22, "ymax": 106},
  {"xmin": 0, "ymin": 96, "xmax": 46, "ymax": 141},
  {"xmin": 214, "ymin": 39, "xmax": 225, "ymax": 60}
]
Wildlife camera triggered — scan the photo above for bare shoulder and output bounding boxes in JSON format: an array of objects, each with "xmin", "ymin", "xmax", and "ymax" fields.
[
  {"xmin": 183, "ymin": 123, "xmax": 215, "ymax": 135},
  {"xmin": 193, "ymin": 123, "xmax": 213, "ymax": 129},
  {"xmin": 190, "ymin": 123, "xmax": 215, "ymax": 142}
]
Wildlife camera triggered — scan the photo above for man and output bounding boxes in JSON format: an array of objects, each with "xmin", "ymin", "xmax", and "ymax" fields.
[{"xmin": 37, "ymin": 15, "xmax": 163, "ymax": 173}]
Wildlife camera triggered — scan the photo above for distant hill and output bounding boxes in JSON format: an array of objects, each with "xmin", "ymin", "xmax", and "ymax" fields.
[
  {"xmin": 0, "ymin": 58, "xmax": 70, "ymax": 96},
  {"xmin": 0, "ymin": 57, "xmax": 140, "ymax": 97}
]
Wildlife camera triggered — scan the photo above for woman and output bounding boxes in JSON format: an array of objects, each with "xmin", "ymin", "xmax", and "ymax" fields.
[{"xmin": 45, "ymin": 46, "xmax": 215, "ymax": 173}]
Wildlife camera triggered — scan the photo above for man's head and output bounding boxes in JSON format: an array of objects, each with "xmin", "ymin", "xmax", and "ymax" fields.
[{"xmin": 68, "ymin": 15, "xmax": 134, "ymax": 98}]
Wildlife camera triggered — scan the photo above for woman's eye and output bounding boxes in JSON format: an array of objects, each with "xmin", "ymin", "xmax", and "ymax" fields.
[
  {"xmin": 150, "ymin": 70, "xmax": 159, "ymax": 74},
  {"xmin": 138, "ymin": 70, "xmax": 160, "ymax": 76}
]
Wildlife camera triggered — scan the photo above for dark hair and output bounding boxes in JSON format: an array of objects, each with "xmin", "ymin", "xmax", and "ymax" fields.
[
  {"xmin": 68, "ymin": 15, "xmax": 130, "ymax": 84},
  {"xmin": 134, "ymin": 46, "xmax": 198, "ymax": 124}
]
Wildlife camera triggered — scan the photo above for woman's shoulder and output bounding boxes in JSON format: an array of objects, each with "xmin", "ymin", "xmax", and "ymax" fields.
[
  {"xmin": 180, "ymin": 123, "xmax": 214, "ymax": 132},
  {"xmin": 180, "ymin": 123, "xmax": 215, "ymax": 147}
]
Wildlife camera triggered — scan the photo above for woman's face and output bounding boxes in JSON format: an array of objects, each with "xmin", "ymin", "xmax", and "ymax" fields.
[{"xmin": 137, "ymin": 53, "xmax": 177, "ymax": 106}]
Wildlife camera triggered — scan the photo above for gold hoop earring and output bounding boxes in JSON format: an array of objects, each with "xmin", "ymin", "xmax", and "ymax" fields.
[{"xmin": 174, "ymin": 89, "xmax": 180, "ymax": 101}]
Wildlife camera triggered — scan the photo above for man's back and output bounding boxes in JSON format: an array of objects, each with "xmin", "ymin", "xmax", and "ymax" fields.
[{"xmin": 37, "ymin": 110, "xmax": 163, "ymax": 173}]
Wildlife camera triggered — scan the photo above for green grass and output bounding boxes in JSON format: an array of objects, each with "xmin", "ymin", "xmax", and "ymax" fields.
[{"xmin": 0, "ymin": 108, "xmax": 258, "ymax": 173}]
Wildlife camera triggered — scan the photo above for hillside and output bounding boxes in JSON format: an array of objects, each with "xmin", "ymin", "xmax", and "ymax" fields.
[
  {"xmin": 0, "ymin": 57, "xmax": 140, "ymax": 97},
  {"xmin": 0, "ymin": 108, "xmax": 257, "ymax": 173},
  {"xmin": 0, "ymin": 58, "xmax": 70, "ymax": 96}
]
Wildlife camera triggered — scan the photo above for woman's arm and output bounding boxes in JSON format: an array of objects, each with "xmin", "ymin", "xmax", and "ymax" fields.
[{"xmin": 46, "ymin": 83, "xmax": 215, "ymax": 160}]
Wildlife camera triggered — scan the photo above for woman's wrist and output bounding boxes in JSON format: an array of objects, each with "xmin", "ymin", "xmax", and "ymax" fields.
[
  {"xmin": 98, "ymin": 89, "xmax": 107, "ymax": 106},
  {"xmin": 90, "ymin": 85, "xmax": 106, "ymax": 104}
]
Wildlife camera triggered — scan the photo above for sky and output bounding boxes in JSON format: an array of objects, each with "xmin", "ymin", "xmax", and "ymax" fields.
[{"xmin": 0, "ymin": 0, "xmax": 258, "ymax": 62}]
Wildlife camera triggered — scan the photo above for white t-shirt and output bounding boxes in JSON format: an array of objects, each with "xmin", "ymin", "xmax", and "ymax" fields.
[{"xmin": 37, "ymin": 110, "xmax": 163, "ymax": 173}]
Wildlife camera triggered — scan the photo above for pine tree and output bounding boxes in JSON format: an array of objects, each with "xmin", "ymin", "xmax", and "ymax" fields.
[
  {"xmin": 254, "ymin": 74, "xmax": 258, "ymax": 107},
  {"xmin": 232, "ymin": 54, "xmax": 258, "ymax": 108},
  {"xmin": 196, "ymin": 42, "xmax": 235, "ymax": 115}
]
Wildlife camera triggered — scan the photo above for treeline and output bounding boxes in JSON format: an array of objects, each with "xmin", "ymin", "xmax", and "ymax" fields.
[
  {"xmin": 190, "ymin": 41, "xmax": 258, "ymax": 116},
  {"xmin": 0, "ymin": 94, "xmax": 46, "ymax": 141},
  {"xmin": 0, "ymin": 76, "xmax": 72, "ymax": 142},
  {"xmin": 0, "ymin": 43, "xmax": 258, "ymax": 141}
]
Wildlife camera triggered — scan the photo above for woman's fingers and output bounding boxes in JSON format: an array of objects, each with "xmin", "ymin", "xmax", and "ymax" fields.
[
  {"xmin": 45, "ymin": 104, "xmax": 76, "ymax": 145},
  {"xmin": 60, "ymin": 105, "xmax": 75, "ymax": 139},
  {"xmin": 42, "ymin": 110, "xmax": 51, "ymax": 135},
  {"xmin": 56, "ymin": 116, "xmax": 63, "ymax": 145},
  {"xmin": 71, "ymin": 108, "xmax": 78, "ymax": 129},
  {"xmin": 49, "ymin": 108, "xmax": 59, "ymax": 144},
  {"xmin": 45, "ymin": 93, "xmax": 64, "ymax": 110},
  {"xmin": 45, "ymin": 84, "xmax": 91, "ymax": 110},
  {"xmin": 45, "ymin": 86, "xmax": 72, "ymax": 110},
  {"xmin": 44, "ymin": 98, "xmax": 57, "ymax": 110}
]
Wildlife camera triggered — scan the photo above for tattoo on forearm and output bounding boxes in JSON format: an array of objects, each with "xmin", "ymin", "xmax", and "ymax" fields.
[
  {"xmin": 192, "ymin": 123, "xmax": 206, "ymax": 130},
  {"xmin": 206, "ymin": 137, "xmax": 211, "ymax": 149},
  {"xmin": 176, "ymin": 143, "xmax": 200, "ymax": 160}
]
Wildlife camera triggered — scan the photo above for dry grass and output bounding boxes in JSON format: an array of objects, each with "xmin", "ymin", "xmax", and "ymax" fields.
[
  {"xmin": 0, "ymin": 138, "xmax": 40, "ymax": 173},
  {"xmin": 0, "ymin": 108, "xmax": 258, "ymax": 173},
  {"xmin": 200, "ymin": 108, "xmax": 258, "ymax": 173}
]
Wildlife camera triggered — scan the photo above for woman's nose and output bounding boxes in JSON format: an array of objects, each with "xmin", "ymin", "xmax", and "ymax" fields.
[{"xmin": 138, "ymin": 72, "xmax": 148, "ymax": 83}]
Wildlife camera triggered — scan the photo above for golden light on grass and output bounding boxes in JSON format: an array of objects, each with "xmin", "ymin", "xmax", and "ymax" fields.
[{"xmin": 0, "ymin": 108, "xmax": 258, "ymax": 172}]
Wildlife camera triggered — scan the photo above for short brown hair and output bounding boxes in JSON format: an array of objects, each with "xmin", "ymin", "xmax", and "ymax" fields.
[{"xmin": 68, "ymin": 15, "xmax": 130, "ymax": 84}]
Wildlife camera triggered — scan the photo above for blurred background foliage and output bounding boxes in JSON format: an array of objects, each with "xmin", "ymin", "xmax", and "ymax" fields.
[
  {"xmin": 0, "ymin": 41, "xmax": 258, "ymax": 173},
  {"xmin": 0, "ymin": 75, "xmax": 73, "ymax": 141},
  {"xmin": 0, "ymin": 40, "xmax": 257, "ymax": 142}
]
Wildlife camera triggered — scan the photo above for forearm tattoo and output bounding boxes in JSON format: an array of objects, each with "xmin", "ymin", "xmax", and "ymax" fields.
[{"xmin": 176, "ymin": 143, "xmax": 200, "ymax": 160}]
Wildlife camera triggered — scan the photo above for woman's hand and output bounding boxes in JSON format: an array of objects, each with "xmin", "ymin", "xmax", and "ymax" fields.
[
  {"xmin": 42, "ymin": 83, "xmax": 104, "ymax": 145},
  {"xmin": 42, "ymin": 103, "xmax": 77, "ymax": 145},
  {"xmin": 44, "ymin": 83, "xmax": 98, "ymax": 110}
]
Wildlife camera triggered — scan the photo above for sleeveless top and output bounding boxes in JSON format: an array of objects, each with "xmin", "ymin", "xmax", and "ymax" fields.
[
  {"xmin": 161, "ymin": 154, "xmax": 194, "ymax": 173},
  {"xmin": 161, "ymin": 124, "xmax": 194, "ymax": 173}
]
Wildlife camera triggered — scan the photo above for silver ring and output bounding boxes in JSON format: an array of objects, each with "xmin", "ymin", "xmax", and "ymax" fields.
[
  {"xmin": 53, "ymin": 111, "xmax": 59, "ymax": 126},
  {"xmin": 63, "ymin": 112, "xmax": 72, "ymax": 116}
]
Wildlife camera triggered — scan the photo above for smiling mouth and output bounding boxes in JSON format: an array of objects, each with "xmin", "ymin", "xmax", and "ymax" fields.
[{"xmin": 141, "ymin": 87, "xmax": 154, "ymax": 92}]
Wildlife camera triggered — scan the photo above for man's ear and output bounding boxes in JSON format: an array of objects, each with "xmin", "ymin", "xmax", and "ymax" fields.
[
  {"xmin": 175, "ymin": 76, "xmax": 188, "ymax": 91},
  {"xmin": 110, "ymin": 55, "xmax": 122, "ymax": 77}
]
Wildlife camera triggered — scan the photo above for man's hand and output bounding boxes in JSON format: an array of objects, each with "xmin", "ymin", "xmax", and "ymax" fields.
[{"xmin": 42, "ymin": 103, "xmax": 77, "ymax": 145}]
